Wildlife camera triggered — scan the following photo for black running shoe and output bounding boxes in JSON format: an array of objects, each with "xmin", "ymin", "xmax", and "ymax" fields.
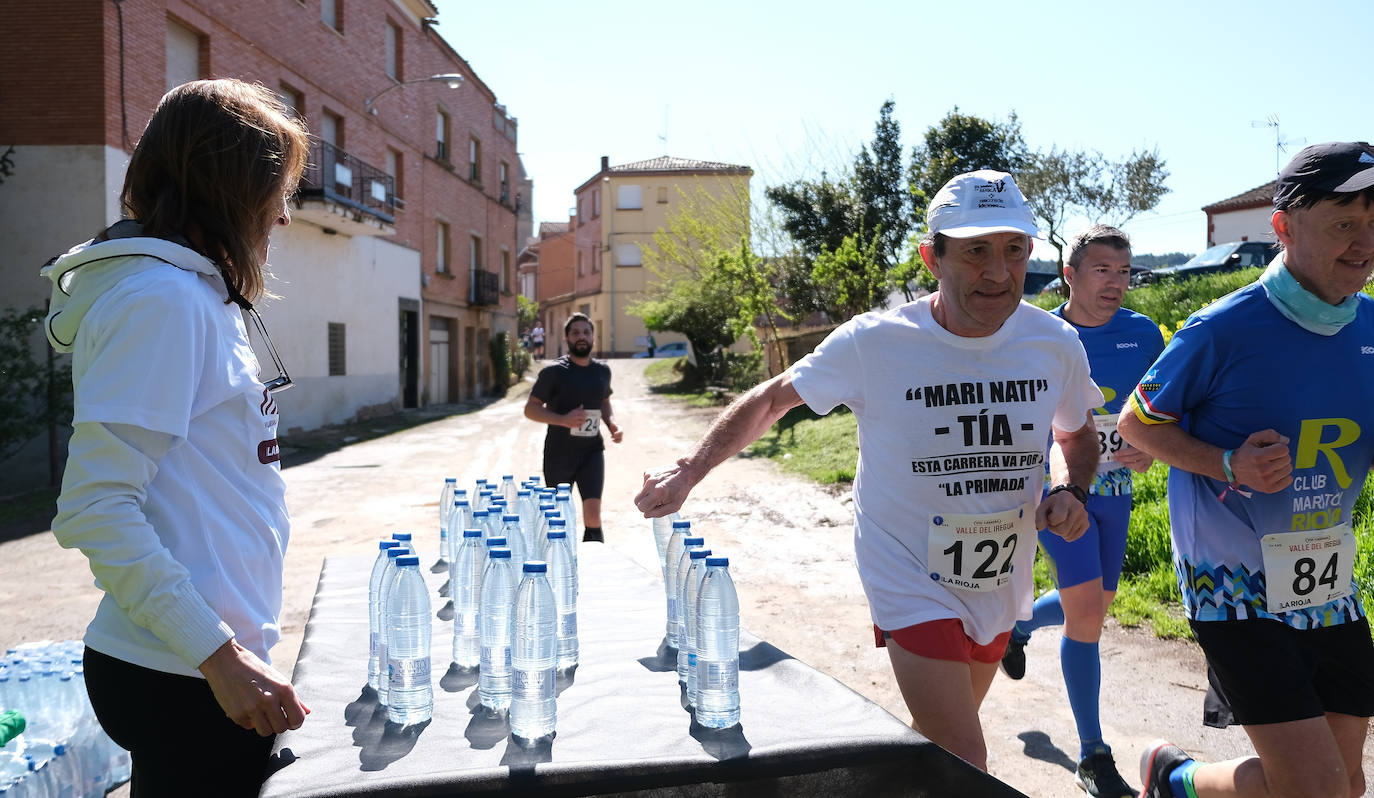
[
  {"xmin": 1000, "ymin": 636, "xmax": 1026, "ymax": 680},
  {"xmin": 1075, "ymin": 749, "xmax": 1134, "ymax": 798},
  {"xmin": 1139, "ymin": 739, "xmax": 1192, "ymax": 798}
]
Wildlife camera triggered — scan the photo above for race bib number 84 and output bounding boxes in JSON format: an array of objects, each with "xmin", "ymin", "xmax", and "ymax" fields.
[
  {"xmin": 1261, "ymin": 523, "xmax": 1355, "ymax": 613},
  {"xmin": 926, "ymin": 504, "xmax": 1032, "ymax": 592}
]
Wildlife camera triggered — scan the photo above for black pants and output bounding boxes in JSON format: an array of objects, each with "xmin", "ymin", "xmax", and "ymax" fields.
[{"xmin": 84, "ymin": 647, "xmax": 274, "ymax": 797}]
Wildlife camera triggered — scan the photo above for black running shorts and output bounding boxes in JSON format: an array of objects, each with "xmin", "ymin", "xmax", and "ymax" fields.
[
  {"xmin": 1192, "ymin": 616, "xmax": 1374, "ymax": 728},
  {"xmin": 543, "ymin": 446, "xmax": 605, "ymax": 501}
]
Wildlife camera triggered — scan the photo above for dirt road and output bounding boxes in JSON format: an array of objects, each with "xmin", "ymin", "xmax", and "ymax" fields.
[{"xmin": 3, "ymin": 357, "xmax": 1368, "ymax": 796}]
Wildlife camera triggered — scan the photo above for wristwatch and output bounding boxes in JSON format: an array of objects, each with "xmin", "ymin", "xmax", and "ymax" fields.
[{"xmin": 1047, "ymin": 483, "xmax": 1088, "ymax": 506}]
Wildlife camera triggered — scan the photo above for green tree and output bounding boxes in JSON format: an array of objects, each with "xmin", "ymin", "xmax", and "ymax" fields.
[
  {"xmin": 852, "ymin": 99, "xmax": 912, "ymax": 270},
  {"xmin": 908, "ymin": 108, "xmax": 1028, "ymax": 221},
  {"xmin": 809, "ymin": 233, "xmax": 886, "ymax": 321},
  {"xmin": 0, "ymin": 307, "xmax": 72, "ymax": 466},
  {"xmin": 708, "ymin": 239, "xmax": 792, "ymax": 374},
  {"xmin": 516, "ymin": 294, "xmax": 538, "ymax": 332},
  {"xmin": 1018, "ymin": 147, "xmax": 1170, "ymax": 272}
]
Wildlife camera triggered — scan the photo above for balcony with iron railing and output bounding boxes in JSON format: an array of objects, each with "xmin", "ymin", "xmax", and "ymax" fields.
[
  {"xmin": 294, "ymin": 141, "xmax": 397, "ymax": 236},
  {"xmin": 470, "ymin": 269, "xmax": 500, "ymax": 307}
]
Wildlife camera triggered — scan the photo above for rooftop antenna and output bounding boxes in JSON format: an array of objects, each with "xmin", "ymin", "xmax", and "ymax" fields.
[
  {"xmin": 1250, "ymin": 114, "xmax": 1305, "ymax": 176},
  {"xmin": 658, "ymin": 105, "xmax": 669, "ymax": 156}
]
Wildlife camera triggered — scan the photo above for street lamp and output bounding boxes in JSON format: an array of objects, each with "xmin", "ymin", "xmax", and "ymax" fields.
[{"xmin": 364, "ymin": 73, "xmax": 464, "ymax": 115}]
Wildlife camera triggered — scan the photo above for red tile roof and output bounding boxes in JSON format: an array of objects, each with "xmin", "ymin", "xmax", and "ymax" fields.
[
  {"xmin": 1202, "ymin": 180, "xmax": 1276, "ymax": 213},
  {"xmin": 609, "ymin": 156, "xmax": 752, "ymax": 174}
]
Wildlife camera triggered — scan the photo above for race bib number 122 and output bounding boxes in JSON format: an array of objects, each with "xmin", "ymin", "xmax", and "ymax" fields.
[{"xmin": 926, "ymin": 504, "xmax": 1032, "ymax": 592}]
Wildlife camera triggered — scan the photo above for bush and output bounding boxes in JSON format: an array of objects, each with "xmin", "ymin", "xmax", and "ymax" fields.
[
  {"xmin": 489, "ymin": 331, "xmax": 517, "ymax": 395},
  {"xmin": 0, "ymin": 307, "xmax": 72, "ymax": 467}
]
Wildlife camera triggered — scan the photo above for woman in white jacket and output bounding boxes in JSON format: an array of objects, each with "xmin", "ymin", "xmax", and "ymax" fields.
[{"xmin": 43, "ymin": 79, "xmax": 310, "ymax": 796}]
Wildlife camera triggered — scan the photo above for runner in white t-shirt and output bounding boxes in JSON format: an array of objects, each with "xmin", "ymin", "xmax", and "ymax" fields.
[{"xmin": 636, "ymin": 170, "xmax": 1102, "ymax": 773}]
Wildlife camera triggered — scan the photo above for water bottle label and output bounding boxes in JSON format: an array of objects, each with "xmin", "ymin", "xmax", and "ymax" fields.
[
  {"xmin": 512, "ymin": 668, "xmax": 554, "ymax": 698},
  {"xmin": 369, "ymin": 631, "xmax": 379, "ymax": 656},
  {"xmin": 559, "ymin": 613, "xmax": 577, "ymax": 637},
  {"xmin": 388, "ymin": 657, "xmax": 430, "ymax": 688},
  {"xmin": 701, "ymin": 661, "xmax": 738, "ymax": 691},
  {"xmin": 481, "ymin": 647, "xmax": 512, "ymax": 671}
]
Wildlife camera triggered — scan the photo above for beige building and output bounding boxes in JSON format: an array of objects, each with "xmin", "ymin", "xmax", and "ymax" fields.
[{"xmin": 554, "ymin": 156, "xmax": 752, "ymax": 357}]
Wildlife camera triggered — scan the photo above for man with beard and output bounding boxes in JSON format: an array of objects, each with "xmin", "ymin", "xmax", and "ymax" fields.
[{"xmin": 525, "ymin": 313, "xmax": 623, "ymax": 542}]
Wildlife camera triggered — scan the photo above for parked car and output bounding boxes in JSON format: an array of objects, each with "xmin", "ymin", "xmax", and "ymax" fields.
[
  {"xmin": 1036, "ymin": 266, "xmax": 1152, "ymax": 297},
  {"xmin": 632, "ymin": 341, "xmax": 689, "ymax": 359},
  {"xmin": 1136, "ymin": 241, "xmax": 1278, "ymax": 284}
]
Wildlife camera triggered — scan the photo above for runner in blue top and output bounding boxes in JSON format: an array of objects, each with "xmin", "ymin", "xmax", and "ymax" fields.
[
  {"xmin": 1123, "ymin": 142, "xmax": 1374, "ymax": 798},
  {"xmin": 1000, "ymin": 225, "xmax": 1164, "ymax": 797}
]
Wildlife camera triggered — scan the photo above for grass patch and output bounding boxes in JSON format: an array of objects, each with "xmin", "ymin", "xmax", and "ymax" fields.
[
  {"xmin": 641, "ymin": 357, "xmax": 727, "ymax": 408},
  {"xmin": 743, "ymin": 405, "xmax": 858, "ymax": 484}
]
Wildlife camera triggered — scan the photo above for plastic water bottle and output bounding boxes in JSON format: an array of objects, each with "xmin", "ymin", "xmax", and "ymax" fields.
[
  {"xmin": 485, "ymin": 504, "xmax": 506, "ymax": 540},
  {"xmin": 675, "ymin": 540, "xmax": 707, "ymax": 684},
  {"xmin": 510, "ymin": 561, "xmax": 557, "ymax": 742},
  {"xmin": 556, "ymin": 489, "xmax": 577, "ymax": 539},
  {"xmin": 683, "ymin": 548, "xmax": 714, "ymax": 703},
  {"xmin": 517, "ymin": 489, "xmax": 537, "ymax": 540},
  {"xmin": 479, "ymin": 547, "xmax": 517, "ymax": 714},
  {"xmin": 391, "ymin": 532, "xmax": 417, "ymax": 566},
  {"xmin": 663, "ymin": 519, "xmax": 691, "ymax": 648},
  {"xmin": 451, "ymin": 529, "xmax": 485, "ymax": 668},
  {"xmin": 369, "ymin": 540, "xmax": 404, "ymax": 690},
  {"xmin": 437, "ymin": 477, "xmax": 457, "ymax": 564},
  {"xmin": 500, "ymin": 474, "xmax": 517, "ymax": 505},
  {"xmin": 472, "ymin": 508, "xmax": 490, "ymax": 540},
  {"xmin": 501, "ymin": 514, "xmax": 526, "ymax": 568},
  {"xmin": 375, "ymin": 545, "xmax": 410, "ymax": 704},
  {"xmin": 448, "ymin": 498, "xmax": 471, "ymax": 562},
  {"xmin": 386, "ymin": 555, "xmax": 432, "ymax": 726},
  {"xmin": 543, "ymin": 530, "xmax": 578, "ymax": 671},
  {"xmin": 652, "ymin": 511, "xmax": 683, "ymax": 577},
  {"xmin": 695, "ymin": 557, "xmax": 740, "ymax": 728},
  {"xmin": 546, "ymin": 518, "xmax": 575, "ymax": 591}
]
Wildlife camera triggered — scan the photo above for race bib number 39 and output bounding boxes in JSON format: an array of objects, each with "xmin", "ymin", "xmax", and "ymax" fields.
[
  {"xmin": 926, "ymin": 504, "xmax": 1031, "ymax": 592},
  {"xmin": 1094, "ymin": 413, "xmax": 1124, "ymax": 472},
  {"xmin": 1261, "ymin": 523, "xmax": 1356, "ymax": 613},
  {"xmin": 571, "ymin": 408, "xmax": 601, "ymax": 437}
]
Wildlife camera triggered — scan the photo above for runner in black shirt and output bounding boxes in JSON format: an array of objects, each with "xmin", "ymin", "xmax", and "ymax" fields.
[{"xmin": 524, "ymin": 313, "xmax": 623, "ymax": 542}]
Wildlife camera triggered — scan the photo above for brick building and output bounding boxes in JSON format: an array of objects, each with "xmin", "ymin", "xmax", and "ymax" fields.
[{"xmin": 0, "ymin": 0, "xmax": 522, "ymax": 492}]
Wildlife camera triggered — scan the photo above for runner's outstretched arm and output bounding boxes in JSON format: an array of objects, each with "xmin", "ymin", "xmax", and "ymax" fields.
[{"xmin": 635, "ymin": 371, "xmax": 803, "ymax": 517}]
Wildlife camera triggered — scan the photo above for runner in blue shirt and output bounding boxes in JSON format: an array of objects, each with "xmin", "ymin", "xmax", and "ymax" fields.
[
  {"xmin": 1123, "ymin": 142, "xmax": 1374, "ymax": 798},
  {"xmin": 1000, "ymin": 225, "xmax": 1164, "ymax": 797}
]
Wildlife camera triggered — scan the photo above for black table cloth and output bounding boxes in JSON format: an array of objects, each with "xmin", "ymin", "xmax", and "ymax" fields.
[{"xmin": 260, "ymin": 545, "xmax": 1025, "ymax": 797}]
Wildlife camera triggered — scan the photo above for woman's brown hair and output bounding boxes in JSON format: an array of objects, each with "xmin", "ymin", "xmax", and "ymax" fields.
[{"xmin": 121, "ymin": 79, "xmax": 309, "ymax": 302}]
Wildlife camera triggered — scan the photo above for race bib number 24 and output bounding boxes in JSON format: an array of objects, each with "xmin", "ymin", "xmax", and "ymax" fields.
[{"xmin": 926, "ymin": 504, "xmax": 1032, "ymax": 592}]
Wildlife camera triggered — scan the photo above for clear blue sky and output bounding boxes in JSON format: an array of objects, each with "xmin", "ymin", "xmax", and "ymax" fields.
[{"xmin": 432, "ymin": 0, "xmax": 1374, "ymax": 256}]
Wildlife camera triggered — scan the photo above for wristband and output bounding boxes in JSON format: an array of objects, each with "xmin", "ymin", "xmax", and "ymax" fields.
[
  {"xmin": 1047, "ymin": 483, "xmax": 1088, "ymax": 506},
  {"xmin": 1222, "ymin": 448, "xmax": 1237, "ymax": 485}
]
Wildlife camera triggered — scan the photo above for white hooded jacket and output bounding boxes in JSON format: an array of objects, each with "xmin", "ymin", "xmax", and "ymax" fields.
[{"xmin": 42, "ymin": 225, "xmax": 290, "ymax": 677}]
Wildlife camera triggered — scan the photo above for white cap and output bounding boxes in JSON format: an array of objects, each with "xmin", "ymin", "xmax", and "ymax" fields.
[{"xmin": 926, "ymin": 170, "xmax": 1042, "ymax": 239}]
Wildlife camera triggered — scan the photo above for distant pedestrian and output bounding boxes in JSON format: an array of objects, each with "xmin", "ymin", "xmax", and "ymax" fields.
[
  {"xmin": 531, "ymin": 322, "xmax": 545, "ymax": 358},
  {"xmin": 524, "ymin": 313, "xmax": 622, "ymax": 542},
  {"xmin": 1124, "ymin": 142, "xmax": 1374, "ymax": 798}
]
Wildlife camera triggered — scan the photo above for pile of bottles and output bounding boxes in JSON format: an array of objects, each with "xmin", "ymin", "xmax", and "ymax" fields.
[
  {"xmin": 367, "ymin": 475, "xmax": 580, "ymax": 744},
  {"xmin": 654, "ymin": 516, "xmax": 740, "ymax": 729},
  {"xmin": 0, "ymin": 640, "xmax": 131, "ymax": 797}
]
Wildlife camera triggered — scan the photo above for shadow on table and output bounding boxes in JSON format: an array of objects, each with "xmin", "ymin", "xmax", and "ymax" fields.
[
  {"xmin": 464, "ymin": 692, "xmax": 509, "ymax": 750},
  {"xmin": 437, "ymin": 599, "xmax": 455, "ymax": 621},
  {"xmin": 501, "ymin": 733, "xmax": 554, "ymax": 771},
  {"xmin": 342, "ymin": 686, "xmax": 431, "ymax": 770},
  {"xmin": 637, "ymin": 638, "xmax": 676, "ymax": 672},
  {"xmin": 1017, "ymin": 730, "xmax": 1076, "ymax": 773},
  {"xmin": 640, "ymin": 638, "xmax": 793, "ymax": 675},
  {"xmin": 441, "ymin": 663, "xmax": 478, "ymax": 692},
  {"xmin": 690, "ymin": 719, "xmax": 750, "ymax": 761}
]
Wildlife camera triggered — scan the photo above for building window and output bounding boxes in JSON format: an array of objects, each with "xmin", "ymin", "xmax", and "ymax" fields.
[
  {"xmin": 616, "ymin": 243, "xmax": 642, "ymax": 267},
  {"xmin": 617, "ymin": 185, "xmax": 642, "ymax": 210},
  {"xmin": 593, "ymin": 188, "xmax": 601, "ymax": 217},
  {"xmin": 592, "ymin": 243, "xmax": 601, "ymax": 273},
  {"xmin": 320, "ymin": 109, "xmax": 342, "ymax": 148},
  {"xmin": 436, "ymin": 109, "xmax": 449, "ymax": 161},
  {"xmin": 328, "ymin": 323, "xmax": 347, "ymax": 376},
  {"xmin": 501, "ymin": 248, "xmax": 511, "ymax": 294},
  {"xmin": 468, "ymin": 137, "xmax": 481, "ymax": 182},
  {"xmin": 165, "ymin": 17, "xmax": 203, "ymax": 92},
  {"xmin": 657, "ymin": 186, "xmax": 669, "ymax": 204},
  {"xmin": 499, "ymin": 161, "xmax": 509, "ymax": 204},
  {"xmin": 470, "ymin": 235, "xmax": 482, "ymax": 273},
  {"xmin": 436, "ymin": 220, "xmax": 450, "ymax": 273},
  {"xmin": 384, "ymin": 20, "xmax": 402, "ymax": 81},
  {"xmin": 576, "ymin": 250, "xmax": 583, "ymax": 277},
  {"xmin": 386, "ymin": 147, "xmax": 403, "ymax": 201},
  {"xmin": 278, "ymin": 83, "xmax": 304, "ymax": 123},
  {"xmin": 321, "ymin": 0, "xmax": 342, "ymax": 32},
  {"xmin": 577, "ymin": 197, "xmax": 584, "ymax": 225}
]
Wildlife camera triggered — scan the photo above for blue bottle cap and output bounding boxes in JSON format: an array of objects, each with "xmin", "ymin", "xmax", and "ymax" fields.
[
  {"xmin": 518, "ymin": 489, "xmax": 530, "ymax": 496},
  {"xmin": 462, "ymin": 529, "xmax": 482, "ymax": 538},
  {"xmin": 486, "ymin": 537, "xmax": 507, "ymax": 547},
  {"xmin": 549, "ymin": 519, "xmax": 566, "ymax": 527},
  {"xmin": 523, "ymin": 561, "xmax": 547, "ymax": 573},
  {"xmin": 392, "ymin": 532, "xmax": 412, "ymax": 541},
  {"xmin": 502, "ymin": 474, "xmax": 514, "ymax": 480},
  {"xmin": 690, "ymin": 549, "xmax": 712, "ymax": 559},
  {"xmin": 455, "ymin": 488, "xmax": 467, "ymax": 496},
  {"xmin": 672, "ymin": 520, "xmax": 690, "ymax": 529},
  {"xmin": 453, "ymin": 498, "xmax": 467, "ymax": 507},
  {"xmin": 476, "ymin": 478, "xmax": 488, "ymax": 485},
  {"xmin": 557, "ymin": 482, "xmax": 571, "ymax": 490},
  {"xmin": 473, "ymin": 508, "xmax": 488, "ymax": 517},
  {"xmin": 444, "ymin": 477, "xmax": 456, "ymax": 483},
  {"xmin": 502, "ymin": 514, "xmax": 520, "ymax": 523},
  {"xmin": 378, "ymin": 540, "xmax": 400, "ymax": 550},
  {"xmin": 540, "ymin": 503, "xmax": 556, "ymax": 510},
  {"xmin": 706, "ymin": 557, "xmax": 729, "ymax": 566},
  {"xmin": 397, "ymin": 555, "xmax": 420, "ymax": 567},
  {"xmin": 490, "ymin": 548, "xmax": 511, "ymax": 559},
  {"xmin": 548, "ymin": 530, "xmax": 566, "ymax": 539},
  {"xmin": 387, "ymin": 547, "xmax": 408, "ymax": 558},
  {"xmin": 683, "ymin": 536, "xmax": 704, "ymax": 546}
]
